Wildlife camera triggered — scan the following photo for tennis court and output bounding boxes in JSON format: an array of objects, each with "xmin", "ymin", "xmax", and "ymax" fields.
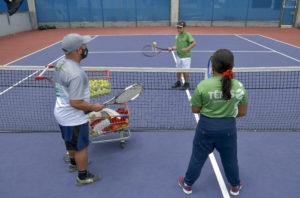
[
  {"xmin": 6, "ymin": 34, "xmax": 300, "ymax": 67},
  {"xmin": 1, "ymin": 33, "xmax": 300, "ymax": 198}
]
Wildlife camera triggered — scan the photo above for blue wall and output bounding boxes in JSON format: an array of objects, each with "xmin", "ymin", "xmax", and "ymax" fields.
[
  {"xmin": 35, "ymin": 0, "xmax": 170, "ymax": 23},
  {"xmin": 180, "ymin": 0, "xmax": 283, "ymax": 21},
  {"xmin": 34, "ymin": 0, "xmax": 284, "ymax": 23},
  {"xmin": 0, "ymin": 0, "xmax": 28, "ymax": 13}
]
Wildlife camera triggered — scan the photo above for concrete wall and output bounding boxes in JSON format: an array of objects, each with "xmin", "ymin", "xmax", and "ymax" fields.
[
  {"xmin": 295, "ymin": 0, "xmax": 300, "ymax": 27},
  {"xmin": 0, "ymin": 12, "xmax": 32, "ymax": 37},
  {"xmin": 170, "ymin": 0, "xmax": 179, "ymax": 26},
  {"xmin": 0, "ymin": 0, "xmax": 37, "ymax": 37},
  {"xmin": 27, "ymin": 0, "xmax": 38, "ymax": 29}
]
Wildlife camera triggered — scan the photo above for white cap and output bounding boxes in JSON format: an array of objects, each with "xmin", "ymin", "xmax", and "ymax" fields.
[{"xmin": 62, "ymin": 33, "xmax": 92, "ymax": 54}]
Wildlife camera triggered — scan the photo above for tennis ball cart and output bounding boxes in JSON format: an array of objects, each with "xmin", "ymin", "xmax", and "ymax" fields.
[
  {"xmin": 87, "ymin": 68, "xmax": 143, "ymax": 149},
  {"xmin": 87, "ymin": 70, "xmax": 131, "ymax": 149},
  {"xmin": 88, "ymin": 103, "xmax": 131, "ymax": 149}
]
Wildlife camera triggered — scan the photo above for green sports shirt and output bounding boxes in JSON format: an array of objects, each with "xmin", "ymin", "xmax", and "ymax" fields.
[
  {"xmin": 190, "ymin": 77, "xmax": 248, "ymax": 118},
  {"xmin": 175, "ymin": 32, "xmax": 194, "ymax": 58}
]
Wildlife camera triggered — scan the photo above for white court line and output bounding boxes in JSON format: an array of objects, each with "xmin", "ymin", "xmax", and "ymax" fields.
[
  {"xmin": 5, "ymin": 35, "xmax": 101, "ymax": 66},
  {"xmin": 91, "ymin": 33, "xmax": 259, "ymax": 37},
  {"xmin": 171, "ymin": 51, "xmax": 230, "ymax": 198},
  {"xmin": 90, "ymin": 50, "xmax": 272, "ymax": 54},
  {"xmin": 90, "ymin": 50, "xmax": 169, "ymax": 54},
  {"xmin": 235, "ymin": 35, "xmax": 300, "ymax": 63},
  {"xmin": 4, "ymin": 40, "xmax": 62, "ymax": 66},
  {"xmin": 1, "ymin": 36, "xmax": 99, "ymax": 96},
  {"xmin": 258, "ymin": 34, "xmax": 300, "ymax": 49}
]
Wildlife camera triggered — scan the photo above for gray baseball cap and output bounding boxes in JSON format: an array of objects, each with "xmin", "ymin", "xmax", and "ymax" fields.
[{"xmin": 62, "ymin": 33, "xmax": 92, "ymax": 54}]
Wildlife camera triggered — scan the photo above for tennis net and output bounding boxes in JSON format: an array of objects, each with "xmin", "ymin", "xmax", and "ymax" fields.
[{"xmin": 1, "ymin": 66, "xmax": 300, "ymax": 132}]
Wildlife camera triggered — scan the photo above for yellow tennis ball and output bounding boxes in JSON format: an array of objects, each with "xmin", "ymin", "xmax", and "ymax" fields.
[
  {"xmin": 89, "ymin": 80, "xmax": 96, "ymax": 88},
  {"xmin": 104, "ymin": 80, "xmax": 109, "ymax": 89},
  {"xmin": 90, "ymin": 91, "xmax": 96, "ymax": 98},
  {"xmin": 153, "ymin": 41, "xmax": 157, "ymax": 46}
]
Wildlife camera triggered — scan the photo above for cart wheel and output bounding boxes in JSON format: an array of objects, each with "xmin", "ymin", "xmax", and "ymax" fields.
[{"xmin": 120, "ymin": 141, "xmax": 125, "ymax": 149}]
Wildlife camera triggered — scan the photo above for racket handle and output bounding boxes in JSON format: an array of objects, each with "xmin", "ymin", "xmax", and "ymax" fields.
[{"xmin": 85, "ymin": 104, "xmax": 107, "ymax": 114}]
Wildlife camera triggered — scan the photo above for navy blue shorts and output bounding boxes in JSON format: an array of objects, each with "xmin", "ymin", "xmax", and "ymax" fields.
[{"xmin": 59, "ymin": 122, "xmax": 89, "ymax": 151}]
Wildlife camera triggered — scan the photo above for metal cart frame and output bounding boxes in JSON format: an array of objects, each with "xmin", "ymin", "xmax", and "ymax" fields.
[{"xmin": 89, "ymin": 103, "xmax": 131, "ymax": 148}]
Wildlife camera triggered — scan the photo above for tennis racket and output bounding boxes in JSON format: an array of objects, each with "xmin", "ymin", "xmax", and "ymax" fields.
[
  {"xmin": 207, "ymin": 56, "xmax": 212, "ymax": 78},
  {"xmin": 84, "ymin": 83, "xmax": 143, "ymax": 114},
  {"xmin": 142, "ymin": 44, "xmax": 169, "ymax": 57},
  {"xmin": 103, "ymin": 83, "xmax": 144, "ymax": 106}
]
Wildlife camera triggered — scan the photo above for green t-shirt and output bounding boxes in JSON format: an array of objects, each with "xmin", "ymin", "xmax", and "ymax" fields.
[
  {"xmin": 190, "ymin": 77, "xmax": 248, "ymax": 118},
  {"xmin": 175, "ymin": 32, "xmax": 194, "ymax": 58}
]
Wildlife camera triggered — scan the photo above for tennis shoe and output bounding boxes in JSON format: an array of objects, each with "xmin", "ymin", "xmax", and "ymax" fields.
[
  {"xmin": 68, "ymin": 164, "xmax": 77, "ymax": 172},
  {"xmin": 181, "ymin": 82, "xmax": 190, "ymax": 90},
  {"xmin": 230, "ymin": 182, "xmax": 243, "ymax": 196},
  {"xmin": 178, "ymin": 177, "xmax": 192, "ymax": 194},
  {"xmin": 172, "ymin": 81, "xmax": 181, "ymax": 88},
  {"xmin": 76, "ymin": 171, "xmax": 101, "ymax": 186}
]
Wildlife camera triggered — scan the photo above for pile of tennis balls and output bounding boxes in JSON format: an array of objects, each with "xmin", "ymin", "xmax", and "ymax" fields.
[{"xmin": 89, "ymin": 79, "xmax": 111, "ymax": 98}]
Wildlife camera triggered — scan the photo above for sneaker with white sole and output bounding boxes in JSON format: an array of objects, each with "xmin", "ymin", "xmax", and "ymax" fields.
[
  {"xmin": 76, "ymin": 171, "xmax": 101, "ymax": 186},
  {"xmin": 178, "ymin": 177, "xmax": 192, "ymax": 194},
  {"xmin": 230, "ymin": 183, "xmax": 243, "ymax": 196}
]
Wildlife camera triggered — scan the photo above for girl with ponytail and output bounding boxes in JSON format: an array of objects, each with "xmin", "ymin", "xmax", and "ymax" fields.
[{"xmin": 178, "ymin": 49, "xmax": 248, "ymax": 196}]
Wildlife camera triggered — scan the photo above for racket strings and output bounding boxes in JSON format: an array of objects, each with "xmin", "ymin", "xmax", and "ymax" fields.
[
  {"xmin": 142, "ymin": 45, "xmax": 160, "ymax": 57},
  {"xmin": 116, "ymin": 86, "xmax": 143, "ymax": 103}
]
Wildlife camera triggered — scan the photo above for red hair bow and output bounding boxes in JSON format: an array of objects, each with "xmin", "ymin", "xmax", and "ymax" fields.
[{"xmin": 222, "ymin": 70, "xmax": 234, "ymax": 78}]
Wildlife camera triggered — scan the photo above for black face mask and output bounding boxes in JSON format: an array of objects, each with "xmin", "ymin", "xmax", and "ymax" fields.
[{"xmin": 81, "ymin": 48, "xmax": 88, "ymax": 59}]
